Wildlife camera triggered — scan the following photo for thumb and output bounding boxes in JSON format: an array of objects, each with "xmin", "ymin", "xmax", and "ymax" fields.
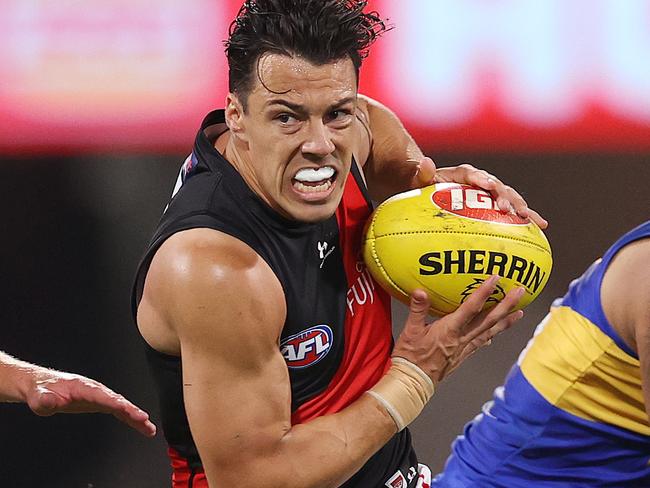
[
  {"xmin": 28, "ymin": 387, "xmax": 61, "ymax": 416},
  {"xmin": 415, "ymin": 157, "xmax": 437, "ymax": 187},
  {"xmin": 406, "ymin": 289, "xmax": 430, "ymax": 328}
]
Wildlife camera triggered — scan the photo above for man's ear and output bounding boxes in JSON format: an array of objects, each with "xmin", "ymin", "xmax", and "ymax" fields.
[{"xmin": 225, "ymin": 94, "xmax": 247, "ymax": 142}]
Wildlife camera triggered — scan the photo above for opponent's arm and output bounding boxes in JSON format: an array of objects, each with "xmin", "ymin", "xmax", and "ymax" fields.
[
  {"xmin": 0, "ymin": 351, "xmax": 156, "ymax": 437},
  {"xmin": 601, "ymin": 237, "xmax": 650, "ymax": 421},
  {"xmin": 355, "ymin": 95, "xmax": 547, "ymax": 228},
  {"xmin": 140, "ymin": 229, "xmax": 525, "ymax": 487}
]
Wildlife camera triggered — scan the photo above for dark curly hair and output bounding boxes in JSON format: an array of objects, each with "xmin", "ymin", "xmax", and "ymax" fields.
[{"xmin": 225, "ymin": 0, "xmax": 389, "ymax": 108}]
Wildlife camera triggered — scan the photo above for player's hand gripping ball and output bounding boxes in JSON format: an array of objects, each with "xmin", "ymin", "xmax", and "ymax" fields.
[{"xmin": 363, "ymin": 183, "xmax": 552, "ymax": 316}]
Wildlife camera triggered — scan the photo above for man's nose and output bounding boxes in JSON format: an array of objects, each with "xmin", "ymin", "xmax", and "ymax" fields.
[{"xmin": 301, "ymin": 121, "xmax": 335, "ymax": 157}]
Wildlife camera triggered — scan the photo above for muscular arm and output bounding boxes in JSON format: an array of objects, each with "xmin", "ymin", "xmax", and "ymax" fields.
[
  {"xmin": 139, "ymin": 229, "xmax": 396, "ymax": 488},
  {"xmin": 138, "ymin": 228, "xmax": 523, "ymax": 487},
  {"xmin": 601, "ymin": 237, "xmax": 650, "ymax": 422}
]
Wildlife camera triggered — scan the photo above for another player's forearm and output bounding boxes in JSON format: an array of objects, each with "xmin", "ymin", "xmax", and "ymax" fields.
[
  {"xmin": 360, "ymin": 94, "xmax": 425, "ymax": 201},
  {"xmin": 0, "ymin": 351, "xmax": 35, "ymax": 403}
]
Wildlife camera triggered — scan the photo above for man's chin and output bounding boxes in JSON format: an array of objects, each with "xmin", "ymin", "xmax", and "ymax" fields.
[{"xmin": 281, "ymin": 201, "xmax": 339, "ymax": 223}]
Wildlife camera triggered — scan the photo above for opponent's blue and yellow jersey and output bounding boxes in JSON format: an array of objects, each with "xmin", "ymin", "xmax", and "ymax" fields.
[{"xmin": 434, "ymin": 221, "xmax": 650, "ymax": 488}]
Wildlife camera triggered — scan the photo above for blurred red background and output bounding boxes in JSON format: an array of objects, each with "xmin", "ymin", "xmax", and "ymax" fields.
[
  {"xmin": 2, "ymin": 0, "xmax": 649, "ymax": 154},
  {"xmin": 1, "ymin": 2, "xmax": 648, "ymax": 486}
]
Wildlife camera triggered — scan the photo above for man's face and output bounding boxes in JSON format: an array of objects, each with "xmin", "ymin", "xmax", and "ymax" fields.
[{"xmin": 230, "ymin": 53, "xmax": 358, "ymax": 223}]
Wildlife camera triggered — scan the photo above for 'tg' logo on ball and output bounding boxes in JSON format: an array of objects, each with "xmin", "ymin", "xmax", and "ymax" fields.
[{"xmin": 431, "ymin": 185, "xmax": 529, "ymax": 225}]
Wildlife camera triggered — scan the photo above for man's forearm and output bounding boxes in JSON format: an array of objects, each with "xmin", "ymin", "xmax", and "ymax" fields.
[
  {"xmin": 0, "ymin": 351, "xmax": 34, "ymax": 403},
  {"xmin": 196, "ymin": 354, "xmax": 434, "ymax": 488},
  {"xmin": 278, "ymin": 396, "xmax": 398, "ymax": 488},
  {"xmin": 201, "ymin": 393, "xmax": 398, "ymax": 488}
]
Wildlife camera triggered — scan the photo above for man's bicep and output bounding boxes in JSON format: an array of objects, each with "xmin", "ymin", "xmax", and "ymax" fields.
[
  {"xmin": 181, "ymin": 329, "xmax": 292, "ymax": 475},
  {"xmin": 160, "ymin": 231, "xmax": 291, "ymax": 480}
]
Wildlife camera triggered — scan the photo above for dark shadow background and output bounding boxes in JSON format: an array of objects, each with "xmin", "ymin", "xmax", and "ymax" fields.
[{"xmin": 1, "ymin": 153, "xmax": 648, "ymax": 486}]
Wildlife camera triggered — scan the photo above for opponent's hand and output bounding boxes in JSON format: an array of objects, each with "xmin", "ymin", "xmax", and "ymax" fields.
[
  {"xmin": 412, "ymin": 157, "xmax": 548, "ymax": 230},
  {"xmin": 392, "ymin": 275, "xmax": 525, "ymax": 384},
  {"xmin": 25, "ymin": 368, "xmax": 156, "ymax": 437}
]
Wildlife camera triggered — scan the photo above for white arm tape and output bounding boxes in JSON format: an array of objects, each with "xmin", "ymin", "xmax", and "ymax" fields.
[{"xmin": 366, "ymin": 357, "xmax": 435, "ymax": 431}]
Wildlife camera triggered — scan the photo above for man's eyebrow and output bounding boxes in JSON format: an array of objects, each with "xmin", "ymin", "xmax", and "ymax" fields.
[
  {"xmin": 265, "ymin": 99, "xmax": 306, "ymax": 113},
  {"xmin": 265, "ymin": 97, "xmax": 357, "ymax": 113},
  {"xmin": 329, "ymin": 97, "xmax": 356, "ymax": 109}
]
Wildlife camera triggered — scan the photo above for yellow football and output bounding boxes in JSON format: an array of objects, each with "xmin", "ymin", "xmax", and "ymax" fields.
[{"xmin": 363, "ymin": 183, "xmax": 552, "ymax": 316}]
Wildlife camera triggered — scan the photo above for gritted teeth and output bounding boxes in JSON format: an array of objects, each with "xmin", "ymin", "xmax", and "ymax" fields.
[
  {"xmin": 294, "ymin": 180, "xmax": 333, "ymax": 193},
  {"xmin": 294, "ymin": 166, "xmax": 336, "ymax": 183}
]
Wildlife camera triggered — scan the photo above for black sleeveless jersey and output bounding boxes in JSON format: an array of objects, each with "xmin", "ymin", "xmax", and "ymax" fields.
[{"xmin": 132, "ymin": 110, "xmax": 419, "ymax": 487}]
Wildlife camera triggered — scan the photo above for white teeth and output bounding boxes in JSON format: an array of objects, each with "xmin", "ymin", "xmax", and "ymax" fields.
[
  {"xmin": 294, "ymin": 180, "xmax": 332, "ymax": 193},
  {"xmin": 294, "ymin": 166, "xmax": 335, "ymax": 183}
]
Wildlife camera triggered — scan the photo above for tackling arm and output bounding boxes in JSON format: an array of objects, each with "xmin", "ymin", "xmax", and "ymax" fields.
[
  {"xmin": 0, "ymin": 351, "xmax": 40, "ymax": 403},
  {"xmin": 0, "ymin": 351, "xmax": 155, "ymax": 436}
]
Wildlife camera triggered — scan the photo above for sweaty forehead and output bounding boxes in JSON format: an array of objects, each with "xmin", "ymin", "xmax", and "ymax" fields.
[{"xmin": 251, "ymin": 53, "xmax": 357, "ymax": 104}]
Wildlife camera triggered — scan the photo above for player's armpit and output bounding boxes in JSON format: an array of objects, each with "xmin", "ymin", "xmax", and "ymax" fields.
[
  {"xmin": 601, "ymin": 237, "xmax": 650, "ymax": 422},
  {"xmin": 141, "ymin": 229, "xmax": 397, "ymax": 488}
]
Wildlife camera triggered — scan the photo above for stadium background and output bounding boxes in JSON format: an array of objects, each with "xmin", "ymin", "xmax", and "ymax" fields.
[{"xmin": 1, "ymin": 1, "xmax": 648, "ymax": 486}]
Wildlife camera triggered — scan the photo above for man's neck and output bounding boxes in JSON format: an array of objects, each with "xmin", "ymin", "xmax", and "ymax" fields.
[
  {"xmin": 214, "ymin": 129, "xmax": 229, "ymax": 154},
  {"xmin": 220, "ymin": 135, "xmax": 275, "ymax": 212}
]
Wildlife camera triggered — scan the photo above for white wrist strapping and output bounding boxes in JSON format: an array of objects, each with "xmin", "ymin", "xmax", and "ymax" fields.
[{"xmin": 366, "ymin": 357, "xmax": 435, "ymax": 431}]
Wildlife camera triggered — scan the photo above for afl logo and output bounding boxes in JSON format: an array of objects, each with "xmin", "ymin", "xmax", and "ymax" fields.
[
  {"xmin": 432, "ymin": 183, "xmax": 528, "ymax": 225},
  {"xmin": 280, "ymin": 325, "xmax": 333, "ymax": 369}
]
